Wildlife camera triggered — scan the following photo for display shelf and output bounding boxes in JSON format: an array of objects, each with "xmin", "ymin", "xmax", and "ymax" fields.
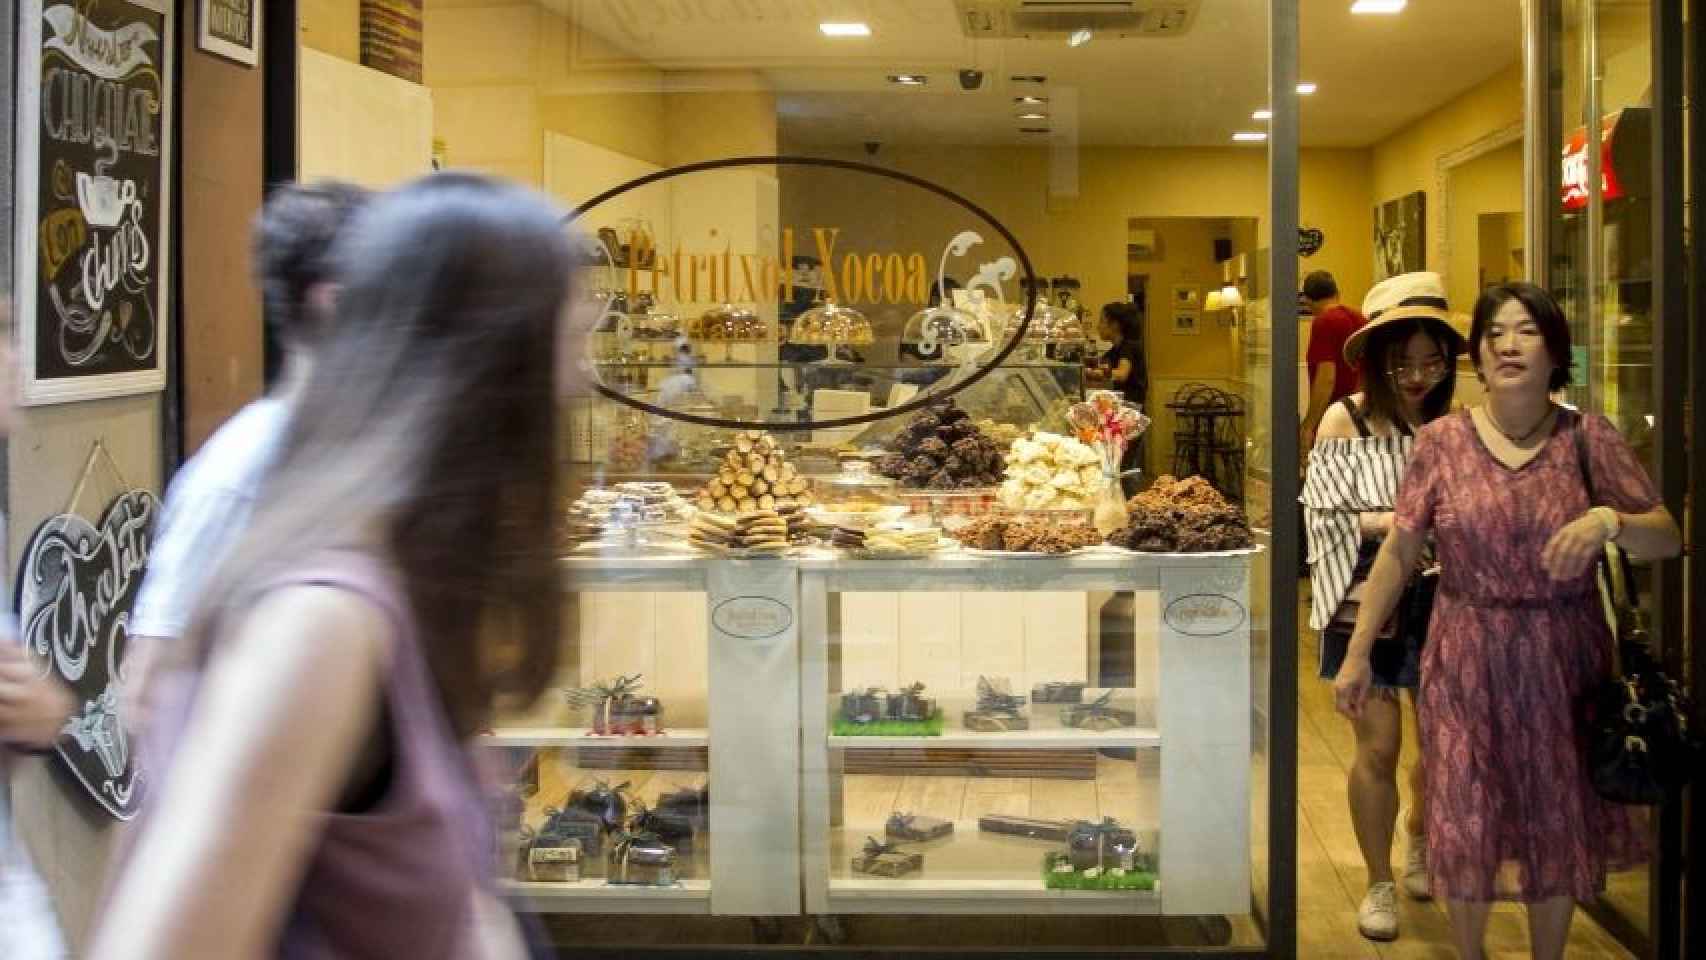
[
  {"xmin": 484, "ymin": 727, "xmax": 710, "ymax": 748},
  {"xmin": 828, "ymin": 726, "xmax": 1160, "ymax": 751},
  {"xmin": 823, "ymin": 822, "xmax": 1161, "ymax": 916},
  {"xmin": 502, "ymin": 878, "xmax": 712, "ymax": 915},
  {"xmin": 559, "ymin": 554, "xmax": 709, "ymax": 591}
]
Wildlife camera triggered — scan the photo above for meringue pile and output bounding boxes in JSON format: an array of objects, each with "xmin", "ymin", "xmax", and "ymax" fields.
[{"xmin": 998, "ymin": 432, "xmax": 1105, "ymax": 510}]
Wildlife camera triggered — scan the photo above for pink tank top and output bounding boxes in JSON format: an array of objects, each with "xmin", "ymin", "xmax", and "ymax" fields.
[{"xmin": 138, "ymin": 551, "xmax": 494, "ymax": 959}]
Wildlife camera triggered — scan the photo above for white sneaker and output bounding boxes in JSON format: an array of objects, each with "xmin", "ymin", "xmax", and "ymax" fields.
[
  {"xmin": 1402, "ymin": 827, "xmax": 1432, "ymax": 901},
  {"xmin": 1358, "ymin": 881, "xmax": 1400, "ymax": 941}
]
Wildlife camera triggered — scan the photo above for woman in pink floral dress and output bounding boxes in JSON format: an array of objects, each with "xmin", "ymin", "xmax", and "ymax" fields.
[{"xmin": 1333, "ymin": 282, "xmax": 1682, "ymax": 960}]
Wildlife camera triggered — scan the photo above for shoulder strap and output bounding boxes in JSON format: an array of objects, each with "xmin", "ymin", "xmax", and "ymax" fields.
[
  {"xmin": 1340, "ymin": 397, "xmax": 1373, "ymax": 439},
  {"xmin": 1571, "ymin": 409, "xmax": 1596, "ymax": 504}
]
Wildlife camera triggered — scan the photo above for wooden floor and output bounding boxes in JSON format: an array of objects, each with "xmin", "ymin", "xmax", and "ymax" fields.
[{"xmin": 1294, "ymin": 595, "xmax": 1638, "ymax": 959}]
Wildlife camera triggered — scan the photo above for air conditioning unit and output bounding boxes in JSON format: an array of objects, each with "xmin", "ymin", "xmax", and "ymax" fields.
[{"xmin": 955, "ymin": 0, "xmax": 1200, "ymax": 38}]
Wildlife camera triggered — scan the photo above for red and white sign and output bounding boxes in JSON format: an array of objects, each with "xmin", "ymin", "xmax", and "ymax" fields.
[{"xmin": 1562, "ymin": 112, "xmax": 1627, "ymax": 211}]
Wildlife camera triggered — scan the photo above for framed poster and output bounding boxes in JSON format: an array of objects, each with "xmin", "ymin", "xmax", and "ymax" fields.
[
  {"xmin": 16, "ymin": 0, "xmax": 172, "ymax": 405},
  {"xmin": 1172, "ymin": 310, "xmax": 1200, "ymax": 336},
  {"xmin": 198, "ymin": 0, "xmax": 261, "ymax": 66},
  {"xmin": 1374, "ymin": 190, "xmax": 1426, "ymax": 282}
]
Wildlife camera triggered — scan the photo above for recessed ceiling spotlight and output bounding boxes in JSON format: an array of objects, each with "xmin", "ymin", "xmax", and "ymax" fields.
[
  {"xmin": 820, "ymin": 22, "xmax": 871, "ymax": 36},
  {"xmin": 888, "ymin": 74, "xmax": 927, "ymax": 86},
  {"xmin": 1014, "ymin": 95, "xmax": 1049, "ymax": 105},
  {"xmin": 1011, "ymin": 75, "xmax": 1047, "ymax": 84},
  {"xmin": 1350, "ymin": 0, "xmax": 1407, "ymax": 13},
  {"xmin": 1019, "ymin": 127, "xmax": 1051, "ymax": 134},
  {"xmin": 1017, "ymin": 112, "xmax": 1049, "ymax": 120},
  {"xmin": 1232, "ymin": 131, "xmax": 1268, "ymax": 142},
  {"xmin": 1067, "ymin": 26, "xmax": 1093, "ymax": 47},
  {"xmin": 1296, "ymin": 82, "xmax": 1318, "ymax": 95},
  {"xmin": 1253, "ymin": 109, "xmax": 1273, "ymax": 120}
]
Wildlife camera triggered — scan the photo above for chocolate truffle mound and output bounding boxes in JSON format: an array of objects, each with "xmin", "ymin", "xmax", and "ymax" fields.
[
  {"xmin": 876, "ymin": 401, "xmax": 1007, "ymax": 489},
  {"xmin": 1110, "ymin": 474, "xmax": 1254, "ymax": 552}
]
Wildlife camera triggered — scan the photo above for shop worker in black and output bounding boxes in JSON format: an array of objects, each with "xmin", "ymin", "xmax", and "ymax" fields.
[{"xmin": 1092, "ymin": 301, "xmax": 1149, "ymax": 492}]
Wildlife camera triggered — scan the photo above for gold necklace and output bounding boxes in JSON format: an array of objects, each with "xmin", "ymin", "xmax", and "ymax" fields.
[{"xmin": 1484, "ymin": 404, "xmax": 1553, "ymax": 445}]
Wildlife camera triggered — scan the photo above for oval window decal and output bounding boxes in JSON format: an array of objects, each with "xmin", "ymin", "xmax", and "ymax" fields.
[
  {"xmin": 565, "ymin": 155, "xmax": 1037, "ymax": 431},
  {"xmin": 1163, "ymin": 593, "xmax": 1247, "ymax": 638},
  {"xmin": 712, "ymin": 595, "xmax": 794, "ymax": 640}
]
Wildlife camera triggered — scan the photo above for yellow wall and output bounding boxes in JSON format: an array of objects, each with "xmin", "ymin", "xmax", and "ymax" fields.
[
  {"xmin": 1445, "ymin": 140, "xmax": 1524, "ymax": 312},
  {"xmin": 1370, "ymin": 62, "xmax": 1524, "ymax": 297}
]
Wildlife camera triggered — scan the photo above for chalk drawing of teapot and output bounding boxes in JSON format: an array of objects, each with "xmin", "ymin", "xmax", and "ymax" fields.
[{"xmin": 76, "ymin": 138, "xmax": 137, "ymax": 229}]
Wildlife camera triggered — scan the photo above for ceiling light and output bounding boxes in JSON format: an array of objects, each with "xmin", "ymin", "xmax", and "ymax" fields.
[
  {"xmin": 1017, "ymin": 112, "xmax": 1049, "ymax": 120},
  {"xmin": 1253, "ymin": 109, "xmax": 1273, "ymax": 120},
  {"xmin": 1015, "ymin": 95, "xmax": 1048, "ymax": 105},
  {"xmin": 1067, "ymin": 26, "xmax": 1093, "ymax": 47},
  {"xmin": 888, "ymin": 74, "xmax": 927, "ymax": 86},
  {"xmin": 1350, "ymin": 0, "xmax": 1407, "ymax": 13},
  {"xmin": 820, "ymin": 22, "xmax": 871, "ymax": 36},
  {"xmin": 1232, "ymin": 131, "xmax": 1268, "ymax": 142},
  {"xmin": 1011, "ymin": 75, "xmax": 1047, "ymax": 84},
  {"xmin": 1296, "ymin": 82, "xmax": 1317, "ymax": 95}
]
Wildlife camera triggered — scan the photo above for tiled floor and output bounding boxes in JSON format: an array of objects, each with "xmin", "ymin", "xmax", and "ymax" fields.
[{"xmin": 1295, "ymin": 597, "xmax": 1639, "ymax": 959}]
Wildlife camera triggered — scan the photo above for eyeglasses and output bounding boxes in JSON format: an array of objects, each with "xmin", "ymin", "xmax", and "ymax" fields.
[{"xmin": 1387, "ymin": 359, "xmax": 1448, "ymax": 384}]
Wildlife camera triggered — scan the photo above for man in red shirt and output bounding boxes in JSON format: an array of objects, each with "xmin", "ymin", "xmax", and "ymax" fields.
[{"xmin": 1300, "ymin": 270, "xmax": 1368, "ymax": 450}]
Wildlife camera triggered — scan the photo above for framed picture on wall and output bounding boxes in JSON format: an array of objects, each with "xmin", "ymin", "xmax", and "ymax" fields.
[
  {"xmin": 1374, "ymin": 190, "xmax": 1426, "ymax": 281},
  {"xmin": 198, "ymin": 0, "xmax": 262, "ymax": 67},
  {"xmin": 1171, "ymin": 284, "xmax": 1199, "ymax": 310},
  {"xmin": 1172, "ymin": 310, "xmax": 1200, "ymax": 336},
  {"xmin": 15, "ymin": 0, "xmax": 174, "ymax": 404}
]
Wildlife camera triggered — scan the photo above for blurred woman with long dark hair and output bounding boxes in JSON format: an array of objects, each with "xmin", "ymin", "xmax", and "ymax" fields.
[{"xmin": 91, "ymin": 173, "xmax": 571, "ymax": 958}]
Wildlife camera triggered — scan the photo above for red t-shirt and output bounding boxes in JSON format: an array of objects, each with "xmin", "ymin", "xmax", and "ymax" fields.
[{"xmin": 1305, "ymin": 304, "xmax": 1367, "ymax": 401}]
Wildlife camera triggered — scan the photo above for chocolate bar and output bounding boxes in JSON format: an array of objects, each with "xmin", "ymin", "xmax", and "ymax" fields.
[
  {"xmin": 885, "ymin": 812, "xmax": 954, "ymax": 842},
  {"xmin": 977, "ymin": 814, "xmax": 1075, "ymax": 842}
]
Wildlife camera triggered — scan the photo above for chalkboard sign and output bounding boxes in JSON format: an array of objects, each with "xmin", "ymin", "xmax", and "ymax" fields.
[
  {"xmin": 15, "ymin": 489, "xmax": 158, "ymax": 820},
  {"xmin": 14, "ymin": 0, "xmax": 174, "ymax": 405}
]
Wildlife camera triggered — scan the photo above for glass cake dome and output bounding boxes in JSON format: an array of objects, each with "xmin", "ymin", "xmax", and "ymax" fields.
[{"xmin": 789, "ymin": 299, "xmax": 874, "ymax": 346}]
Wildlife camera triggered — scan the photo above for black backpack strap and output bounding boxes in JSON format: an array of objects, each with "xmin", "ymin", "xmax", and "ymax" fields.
[{"xmin": 1341, "ymin": 397, "xmax": 1373, "ymax": 439}]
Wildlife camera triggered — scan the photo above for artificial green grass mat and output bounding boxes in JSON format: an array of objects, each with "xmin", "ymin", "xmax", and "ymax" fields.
[
  {"xmin": 832, "ymin": 711, "xmax": 945, "ymax": 737},
  {"xmin": 1042, "ymin": 853, "xmax": 1157, "ymax": 891}
]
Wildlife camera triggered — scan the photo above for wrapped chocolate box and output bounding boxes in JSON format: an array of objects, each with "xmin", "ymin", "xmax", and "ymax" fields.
[
  {"xmin": 526, "ymin": 837, "xmax": 583, "ymax": 883},
  {"xmin": 608, "ymin": 831, "xmax": 678, "ymax": 886},
  {"xmin": 840, "ymin": 687, "xmax": 887, "ymax": 726},
  {"xmin": 963, "ymin": 675, "xmax": 1029, "ymax": 732},
  {"xmin": 1061, "ymin": 690, "xmax": 1138, "ymax": 731},
  {"xmin": 1067, "ymin": 818, "xmax": 1141, "ymax": 873},
  {"xmin": 565, "ymin": 780, "xmax": 631, "ymax": 834},
  {"xmin": 655, "ymin": 783, "xmax": 709, "ymax": 830},
  {"xmin": 1031, "ymin": 681, "xmax": 1086, "ymax": 704},
  {"xmin": 885, "ymin": 682, "xmax": 937, "ymax": 723},
  {"xmin": 885, "ymin": 812, "xmax": 954, "ymax": 842},
  {"xmin": 850, "ymin": 837, "xmax": 924, "ymax": 878},
  {"xmin": 534, "ymin": 806, "xmax": 606, "ymax": 860},
  {"xmin": 632, "ymin": 802, "xmax": 696, "ymax": 866}
]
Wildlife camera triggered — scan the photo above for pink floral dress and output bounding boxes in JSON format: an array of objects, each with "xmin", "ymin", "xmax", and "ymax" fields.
[{"xmin": 1393, "ymin": 409, "xmax": 1656, "ymax": 903}]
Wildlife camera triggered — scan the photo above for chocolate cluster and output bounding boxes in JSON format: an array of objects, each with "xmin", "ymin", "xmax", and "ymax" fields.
[
  {"xmin": 1108, "ymin": 474, "xmax": 1253, "ymax": 553},
  {"xmin": 953, "ymin": 514, "xmax": 1102, "ymax": 554},
  {"xmin": 876, "ymin": 401, "xmax": 1006, "ymax": 490}
]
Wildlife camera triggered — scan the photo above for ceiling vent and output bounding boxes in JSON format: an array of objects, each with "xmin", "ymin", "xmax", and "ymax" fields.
[{"xmin": 956, "ymin": 1, "xmax": 1199, "ymax": 38}]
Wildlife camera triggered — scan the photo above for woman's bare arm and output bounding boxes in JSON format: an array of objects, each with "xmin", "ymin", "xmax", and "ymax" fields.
[{"xmin": 89, "ymin": 586, "xmax": 390, "ymax": 959}]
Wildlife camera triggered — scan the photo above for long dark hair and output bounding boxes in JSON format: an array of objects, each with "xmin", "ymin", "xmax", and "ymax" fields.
[
  {"xmin": 190, "ymin": 173, "xmax": 568, "ymax": 736},
  {"xmin": 1357, "ymin": 317, "xmax": 1458, "ymax": 430},
  {"xmin": 1101, "ymin": 301, "xmax": 1141, "ymax": 342}
]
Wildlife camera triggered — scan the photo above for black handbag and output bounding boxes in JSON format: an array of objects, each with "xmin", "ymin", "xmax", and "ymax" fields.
[{"xmin": 1570, "ymin": 413, "xmax": 1701, "ymax": 805}]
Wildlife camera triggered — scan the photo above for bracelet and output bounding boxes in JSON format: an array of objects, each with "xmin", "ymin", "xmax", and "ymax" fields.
[{"xmin": 1590, "ymin": 506, "xmax": 1622, "ymax": 542}]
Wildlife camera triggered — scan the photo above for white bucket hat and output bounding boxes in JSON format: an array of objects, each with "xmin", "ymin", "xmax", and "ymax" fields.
[{"xmin": 1345, "ymin": 271, "xmax": 1467, "ymax": 366}]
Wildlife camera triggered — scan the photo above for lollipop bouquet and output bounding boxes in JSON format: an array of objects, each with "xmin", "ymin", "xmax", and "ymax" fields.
[{"xmin": 1067, "ymin": 391, "xmax": 1152, "ymax": 535}]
